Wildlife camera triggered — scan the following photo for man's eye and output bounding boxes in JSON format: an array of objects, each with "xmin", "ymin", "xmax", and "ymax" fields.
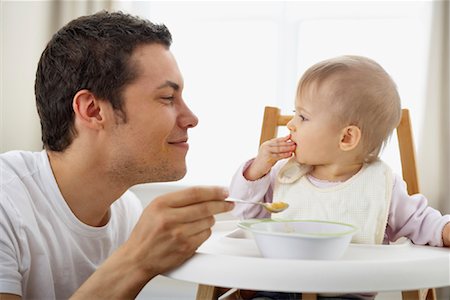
[{"xmin": 161, "ymin": 96, "xmax": 174, "ymax": 101}]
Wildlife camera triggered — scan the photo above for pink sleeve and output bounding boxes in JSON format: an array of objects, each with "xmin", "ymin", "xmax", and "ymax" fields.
[
  {"xmin": 386, "ymin": 174, "xmax": 450, "ymax": 247},
  {"xmin": 229, "ymin": 159, "xmax": 286, "ymax": 219}
]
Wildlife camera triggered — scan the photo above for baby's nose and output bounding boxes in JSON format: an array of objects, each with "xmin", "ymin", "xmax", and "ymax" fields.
[{"xmin": 287, "ymin": 123, "xmax": 296, "ymax": 132}]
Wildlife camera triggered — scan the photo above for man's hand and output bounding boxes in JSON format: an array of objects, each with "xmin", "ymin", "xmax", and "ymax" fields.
[
  {"xmin": 72, "ymin": 186, "xmax": 234, "ymax": 299},
  {"xmin": 125, "ymin": 186, "xmax": 234, "ymax": 275},
  {"xmin": 244, "ymin": 135, "xmax": 296, "ymax": 181},
  {"xmin": 443, "ymin": 222, "xmax": 450, "ymax": 247}
]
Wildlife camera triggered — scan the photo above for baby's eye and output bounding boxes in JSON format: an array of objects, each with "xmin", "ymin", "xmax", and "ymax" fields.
[{"xmin": 292, "ymin": 110, "xmax": 307, "ymax": 121}]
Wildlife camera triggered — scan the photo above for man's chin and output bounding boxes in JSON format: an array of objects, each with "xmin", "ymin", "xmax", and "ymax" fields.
[
  {"xmin": 167, "ymin": 171, "xmax": 186, "ymax": 182},
  {"xmin": 152, "ymin": 168, "xmax": 187, "ymax": 183}
]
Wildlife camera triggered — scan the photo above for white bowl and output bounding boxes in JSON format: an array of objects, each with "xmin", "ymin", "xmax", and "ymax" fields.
[{"xmin": 238, "ymin": 219, "xmax": 357, "ymax": 260}]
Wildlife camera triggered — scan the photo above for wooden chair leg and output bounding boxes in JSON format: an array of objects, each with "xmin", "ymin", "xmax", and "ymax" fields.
[
  {"xmin": 302, "ymin": 293, "xmax": 317, "ymax": 300},
  {"xmin": 426, "ymin": 288, "xmax": 437, "ymax": 300},
  {"xmin": 402, "ymin": 288, "xmax": 436, "ymax": 300},
  {"xmin": 196, "ymin": 284, "xmax": 222, "ymax": 300}
]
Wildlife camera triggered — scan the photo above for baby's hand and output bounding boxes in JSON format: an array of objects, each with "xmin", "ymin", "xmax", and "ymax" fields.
[{"xmin": 244, "ymin": 135, "xmax": 296, "ymax": 181}]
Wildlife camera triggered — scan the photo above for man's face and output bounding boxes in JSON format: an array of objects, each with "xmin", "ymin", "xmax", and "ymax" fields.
[{"xmin": 106, "ymin": 43, "xmax": 198, "ymax": 184}]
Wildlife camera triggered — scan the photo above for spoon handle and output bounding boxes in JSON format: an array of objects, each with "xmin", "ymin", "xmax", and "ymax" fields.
[{"xmin": 225, "ymin": 198, "xmax": 261, "ymax": 205}]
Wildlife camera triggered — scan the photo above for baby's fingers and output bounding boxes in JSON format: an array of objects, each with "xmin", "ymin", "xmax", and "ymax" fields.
[
  {"xmin": 268, "ymin": 139, "xmax": 296, "ymax": 154},
  {"xmin": 270, "ymin": 143, "xmax": 295, "ymax": 153},
  {"xmin": 265, "ymin": 146, "xmax": 295, "ymax": 163},
  {"xmin": 271, "ymin": 135, "xmax": 291, "ymax": 143}
]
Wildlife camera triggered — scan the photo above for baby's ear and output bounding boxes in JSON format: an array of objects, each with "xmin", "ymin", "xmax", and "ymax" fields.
[{"xmin": 339, "ymin": 125, "xmax": 361, "ymax": 151}]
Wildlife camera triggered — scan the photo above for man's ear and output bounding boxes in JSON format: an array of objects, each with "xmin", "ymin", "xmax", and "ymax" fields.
[
  {"xmin": 72, "ymin": 89, "xmax": 105, "ymax": 129},
  {"xmin": 339, "ymin": 125, "xmax": 361, "ymax": 151}
]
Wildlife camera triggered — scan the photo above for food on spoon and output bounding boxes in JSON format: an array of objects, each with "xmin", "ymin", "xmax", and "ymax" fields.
[{"xmin": 268, "ymin": 201, "xmax": 289, "ymax": 211}]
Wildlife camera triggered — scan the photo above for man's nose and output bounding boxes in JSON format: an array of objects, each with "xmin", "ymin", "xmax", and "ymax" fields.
[{"xmin": 178, "ymin": 101, "xmax": 199, "ymax": 129}]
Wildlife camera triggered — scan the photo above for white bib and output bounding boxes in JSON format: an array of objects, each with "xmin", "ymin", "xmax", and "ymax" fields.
[{"xmin": 273, "ymin": 158, "xmax": 393, "ymax": 244}]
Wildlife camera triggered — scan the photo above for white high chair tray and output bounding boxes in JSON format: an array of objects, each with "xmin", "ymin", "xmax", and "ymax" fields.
[{"xmin": 164, "ymin": 220, "xmax": 450, "ymax": 293}]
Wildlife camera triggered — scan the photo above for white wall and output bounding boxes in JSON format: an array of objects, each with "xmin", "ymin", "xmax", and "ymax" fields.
[{"xmin": 0, "ymin": 1, "xmax": 54, "ymax": 152}]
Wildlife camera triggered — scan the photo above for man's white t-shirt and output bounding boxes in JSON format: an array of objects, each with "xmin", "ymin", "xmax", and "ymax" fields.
[{"xmin": 0, "ymin": 150, "xmax": 143, "ymax": 299}]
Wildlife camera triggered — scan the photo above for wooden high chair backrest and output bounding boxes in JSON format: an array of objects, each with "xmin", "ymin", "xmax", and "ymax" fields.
[{"xmin": 259, "ymin": 106, "xmax": 420, "ymax": 195}]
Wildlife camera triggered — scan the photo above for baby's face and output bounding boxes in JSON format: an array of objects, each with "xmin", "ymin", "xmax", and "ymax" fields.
[{"xmin": 286, "ymin": 87, "xmax": 343, "ymax": 165}]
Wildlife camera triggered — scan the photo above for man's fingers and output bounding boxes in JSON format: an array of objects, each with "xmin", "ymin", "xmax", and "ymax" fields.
[
  {"xmin": 169, "ymin": 200, "xmax": 234, "ymax": 223},
  {"xmin": 164, "ymin": 220, "xmax": 214, "ymax": 257},
  {"xmin": 173, "ymin": 216, "xmax": 216, "ymax": 237},
  {"xmin": 157, "ymin": 186, "xmax": 229, "ymax": 208},
  {"xmin": 182, "ymin": 228, "xmax": 213, "ymax": 254}
]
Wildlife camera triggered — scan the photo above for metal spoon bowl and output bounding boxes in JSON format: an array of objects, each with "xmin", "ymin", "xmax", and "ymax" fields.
[{"xmin": 226, "ymin": 197, "xmax": 289, "ymax": 213}]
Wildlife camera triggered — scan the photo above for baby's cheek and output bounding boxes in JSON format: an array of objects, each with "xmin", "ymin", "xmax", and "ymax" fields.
[{"xmin": 294, "ymin": 148, "xmax": 303, "ymax": 161}]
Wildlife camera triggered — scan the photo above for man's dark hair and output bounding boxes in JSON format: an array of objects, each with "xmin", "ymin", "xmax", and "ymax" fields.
[{"xmin": 35, "ymin": 11, "xmax": 172, "ymax": 151}]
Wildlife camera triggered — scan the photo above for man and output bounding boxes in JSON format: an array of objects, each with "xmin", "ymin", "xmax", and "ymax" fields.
[{"xmin": 0, "ymin": 11, "xmax": 234, "ymax": 299}]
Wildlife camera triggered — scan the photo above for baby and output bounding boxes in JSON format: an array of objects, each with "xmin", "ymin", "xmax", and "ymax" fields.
[
  {"xmin": 231, "ymin": 55, "xmax": 450, "ymax": 246},
  {"xmin": 230, "ymin": 55, "xmax": 450, "ymax": 299}
]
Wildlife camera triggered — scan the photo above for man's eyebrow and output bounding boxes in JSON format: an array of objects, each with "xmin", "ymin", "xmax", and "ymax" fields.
[{"xmin": 157, "ymin": 80, "xmax": 179, "ymax": 91}]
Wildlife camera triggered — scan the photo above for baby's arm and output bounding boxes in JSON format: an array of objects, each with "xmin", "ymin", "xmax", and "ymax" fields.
[
  {"xmin": 244, "ymin": 135, "xmax": 296, "ymax": 180},
  {"xmin": 386, "ymin": 174, "xmax": 450, "ymax": 246},
  {"xmin": 229, "ymin": 159, "xmax": 288, "ymax": 219},
  {"xmin": 229, "ymin": 135, "xmax": 295, "ymax": 219}
]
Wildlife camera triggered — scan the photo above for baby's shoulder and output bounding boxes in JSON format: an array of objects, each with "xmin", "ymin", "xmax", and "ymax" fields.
[{"xmin": 365, "ymin": 159, "xmax": 394, "ymax": 175}]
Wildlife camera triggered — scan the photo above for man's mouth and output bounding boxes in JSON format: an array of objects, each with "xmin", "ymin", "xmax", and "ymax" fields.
[
  {"xmin": 168, "ymin": 137, "xmax": 189, "ymax": 150},
  {"xmin": 168, "ymin": 139, "xmax": 188, "ymax": 144}
]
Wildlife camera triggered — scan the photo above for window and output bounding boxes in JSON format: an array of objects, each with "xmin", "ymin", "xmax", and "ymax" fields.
[{"xmin": 123, "ymin": 1, "xmax": 432, "ymax": 186}]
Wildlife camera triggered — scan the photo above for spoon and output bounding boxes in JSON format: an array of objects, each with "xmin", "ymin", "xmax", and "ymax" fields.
[{"xmin": 226, "ymin": 197, "xmax": 289, "ymax": 213}]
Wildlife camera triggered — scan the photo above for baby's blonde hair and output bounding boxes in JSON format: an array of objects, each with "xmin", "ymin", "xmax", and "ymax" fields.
[{"xmin": 297, "ymin": 55, "xmax": 401, "ymax": 163}]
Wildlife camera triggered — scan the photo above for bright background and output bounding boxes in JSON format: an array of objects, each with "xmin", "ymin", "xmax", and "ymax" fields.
[
  {"xmin": 115, "ymin": 1, "xmax": 448, "ymax": 214},
  {"xmin": 135, "ymin": 1, "xmax": 431, "ymax": 185}
]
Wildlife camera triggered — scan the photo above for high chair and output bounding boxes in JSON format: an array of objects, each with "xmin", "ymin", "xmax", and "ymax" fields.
[{"xmin": 196, "ymin": 106, "xmax": 436, "ymax": 300}]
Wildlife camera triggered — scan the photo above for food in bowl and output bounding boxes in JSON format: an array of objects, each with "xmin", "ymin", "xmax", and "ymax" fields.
[{"xmin": 238, "ymin": 219, "xmax": 357, "ymax": 260}]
